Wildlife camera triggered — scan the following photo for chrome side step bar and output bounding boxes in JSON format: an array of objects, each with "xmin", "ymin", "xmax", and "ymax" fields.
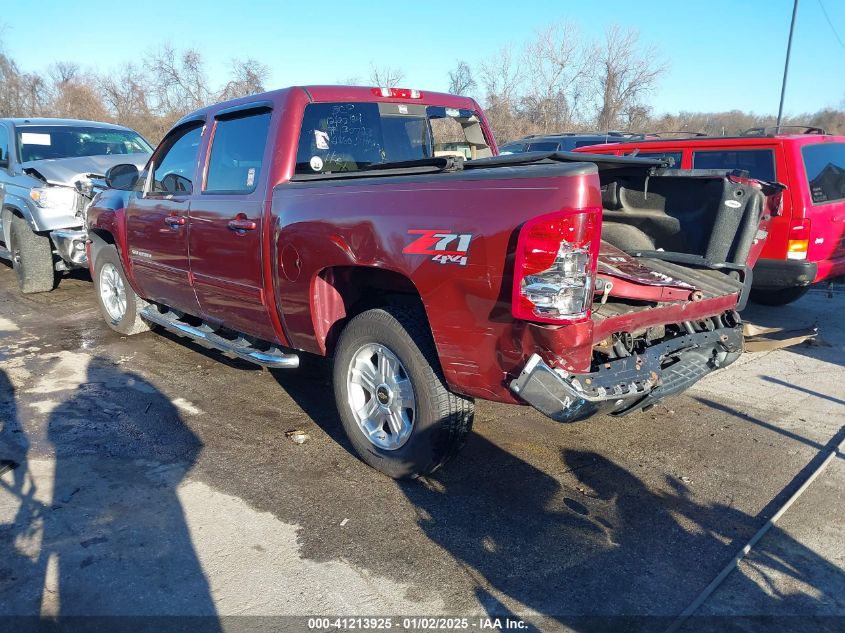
[{"xmin": 140, "ymin": 307, "xmax": 299, "ymax": 369}]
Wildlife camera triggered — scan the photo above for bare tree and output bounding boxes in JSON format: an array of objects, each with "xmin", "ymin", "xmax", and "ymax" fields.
[
  {"xmin": 145, "ymin": 43, "xmax": 211, "ymax": 115},
  {"xmin": 98, "ymin": 62, "xmax": 161, "ymax": 140},
  {"xmin": 337, "ymin": 74, "xmax": 364, "ymax": 85},
  {"xmin": 447, "ymin": 61, "xmax": 476, "ymax": 96},
  {"xmin": 0, "ymin": 38, "xmax": 49, "ymax": 117},
  {"xmin": 51, "ymin": 82, "xmax": 109, "ymax": 121},
  {"xmin": 589, "ymin": 25, "xmax": 665, "ymax": 131},
  {"xmin": 218, "ymin": 58, "xmax": 270, "ymax": 101},
  {"xmin": 369, "ymin": 63, "xmax": 404, "ymax": 88},
  {"xmin": 49, "ymin": 61, "xmax": 80, "ymax": 86},
  {"xmin": 520, "ymin": 21, "xmax": 590, "ymax": 133},
  {"xmin": 478, "ymin": 45, "xmax": 530, "ymax": 141}
]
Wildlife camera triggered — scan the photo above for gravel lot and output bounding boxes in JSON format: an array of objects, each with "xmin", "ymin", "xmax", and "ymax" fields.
[{"xmin": 0, "ymin": 264, "xmax": 843, "ymax": 632}]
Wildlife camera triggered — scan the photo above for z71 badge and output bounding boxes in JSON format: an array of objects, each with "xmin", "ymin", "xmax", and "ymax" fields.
[{"xmin": 403, "ymin": 229, "xmax": 473, "ymax": 266}]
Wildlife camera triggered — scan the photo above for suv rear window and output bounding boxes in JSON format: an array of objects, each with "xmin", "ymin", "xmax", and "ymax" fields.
[
  {"xmin": 526, "ymin": 141, "xmax": 560, "ymax": 152},
  {"xmin": 574, "ymin": 139, "xmax": 608, "ymax": 149},
  {"xmin": 802, "ymin": 142, "xmax": 845, "ymax": 204},
  {"xmin": 295, "ymin": 102, "xmax": 492, "ymax": 174},
  {"xmin": 692, "ymin": 149, "xmax": 776, "ymax": 182}
]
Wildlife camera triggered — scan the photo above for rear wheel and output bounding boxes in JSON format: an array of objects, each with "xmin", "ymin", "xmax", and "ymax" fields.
[
  {"xmin": 7, "ymin": 212, "xmax": 55, "ymax": 294},
  {"xmin": 93, "ymin": 245, "xmax": 150, "ymax": 335},
  {"xmin": 333, "ymin": 305, "xmax": 474, "ymax": 479},
  {"xmin": 750, "ymin": 286, "xmax": 810, "ymax": 306}
]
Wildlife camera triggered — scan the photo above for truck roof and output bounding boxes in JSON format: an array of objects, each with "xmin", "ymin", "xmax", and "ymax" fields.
[{"xmin": 172, "ymin": 85, "xmax": 481, "ymax": 128}]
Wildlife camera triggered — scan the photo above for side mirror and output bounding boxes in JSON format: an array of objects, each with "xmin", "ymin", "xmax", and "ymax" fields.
[{"xmin": 105, "ymin": 163, "xmax": 140, "ymax": 190}]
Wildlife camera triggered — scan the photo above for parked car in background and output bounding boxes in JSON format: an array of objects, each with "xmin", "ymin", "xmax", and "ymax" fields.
[
  {"xmin": 501, "ymin": 131, "xmax": 649, "ymax": 154},
  {"xmin": 86, "ymin": 86, "xmax": 779, "ymax": 478},
  {"xmin": 577, "ymin": 126, "xmax": 845, "ymax": 305},
  {"xmin": 0, "ymin": 118, "xmax": 152, "ymax": 293}
]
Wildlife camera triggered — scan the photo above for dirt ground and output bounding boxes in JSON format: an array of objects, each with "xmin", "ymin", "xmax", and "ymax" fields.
[{"xmin": 0, "ymin": 265, "xmax": 843, "ymax": 632}]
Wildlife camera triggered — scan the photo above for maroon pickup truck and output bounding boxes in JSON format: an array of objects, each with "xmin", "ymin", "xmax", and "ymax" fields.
[{"xmin": 86, "ymin": 86, "xmax": 780, "ymax": 478}]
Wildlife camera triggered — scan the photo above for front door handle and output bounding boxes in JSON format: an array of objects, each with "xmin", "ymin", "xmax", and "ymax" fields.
[
  {"xmin": 228, "ymin": 217, "xmax": 257, "ymax": 232},
  {"xmin": 165, "ymin": 215, "xmax": 186, "ymax": 227}
]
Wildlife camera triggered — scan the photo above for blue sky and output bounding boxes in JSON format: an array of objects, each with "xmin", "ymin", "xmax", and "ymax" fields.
[{"xmin": 1, "ymin": 0, "xmax": 843, "ymax": 115}]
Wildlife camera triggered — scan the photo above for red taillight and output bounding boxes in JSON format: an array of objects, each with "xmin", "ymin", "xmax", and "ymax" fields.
[
  {"xmin": 371, "ymin": 87, "xmax": 422, "ymax": 99},
  {"xmin": 512, "ymin": 209, "xmax": 601, "ymax": 323},
  {"xmin": 787, "ymin": 218, "xmax": 811, "ymax": 260}
]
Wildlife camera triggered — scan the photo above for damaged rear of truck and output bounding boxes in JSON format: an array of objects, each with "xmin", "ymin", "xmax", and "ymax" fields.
[
  {"xmin": 496, "ymin": 153, "xmax": 780, "ymax": 422},
  {"xmin": 275, "ymin": 150, "xmax": 779, "ymax": 433}
]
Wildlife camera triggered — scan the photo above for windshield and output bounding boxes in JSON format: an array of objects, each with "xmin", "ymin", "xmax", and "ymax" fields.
[
  {"xmin": 16, "ymin": 125, "xmax": 153, "ymax": 163},
  {"xmin": 295, "ymin": 102, "xmax": 492, "ymax": 175},
  {"xmin": 802, "ymin": 142, "xmax": 845, "ymax": 205}
]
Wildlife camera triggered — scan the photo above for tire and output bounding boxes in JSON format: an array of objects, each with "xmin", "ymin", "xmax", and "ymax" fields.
[
  {"xmin": 333, "ymin": 305, "xmax": 474, "ymax": 479},
  {"xmin": 750, "ymin": 286, "xmax": 810, "ymax": 306},
  {"xmin": 7, "ymin": 212, "xmax": 55, "ymax": 294},
  {"xmin": 93, "ymin": 245, "xmax": 150, "ymax": 335}
]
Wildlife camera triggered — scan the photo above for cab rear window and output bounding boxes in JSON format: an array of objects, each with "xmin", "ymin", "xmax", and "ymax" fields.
[
  {"xmin": 692, "ymin": 149, "xmax": 776, "ymax": 182},
  {"xmin": 295, "ymin": 102, "xmax": 492, "ymax": 174},
  {"xmin": 802, "ymin": 142, "xmax": 845, "ymax": 204}
]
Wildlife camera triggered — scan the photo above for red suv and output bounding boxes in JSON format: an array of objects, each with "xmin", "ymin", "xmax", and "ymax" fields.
[{"xmin": 577, "ymin": 127, "xmax": 845, "ymax": 305}]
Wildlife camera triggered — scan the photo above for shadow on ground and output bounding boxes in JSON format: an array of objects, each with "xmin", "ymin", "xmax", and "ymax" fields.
[
  {"xmin": 276, "ymin": 361, "xmax": 845, "ymax": 631},
  {"xmin": 0, "ymin": 358, "xmax": 220, "ymax": 627}
]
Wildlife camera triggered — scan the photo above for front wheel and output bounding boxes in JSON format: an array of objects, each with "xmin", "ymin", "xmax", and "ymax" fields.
[
  {"xmin": 7, "ymin": 212, "xmax": 55, "ymax": 294},
  {"xmin": 333, "ymin": 306, "xmax": 474, "ymax": 479},
  {"xmin": 93, "ymin": 245, "xmax": 150, "ymax": 335}
]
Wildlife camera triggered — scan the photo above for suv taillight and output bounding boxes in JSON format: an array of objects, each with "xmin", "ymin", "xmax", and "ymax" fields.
[
  {"xmin": 787, "ymin": 218, "xmax": 811, "ymax": 260},
  {"xmin": 512, "ymin": 209, "xmax": 600, "ymax": 323}
]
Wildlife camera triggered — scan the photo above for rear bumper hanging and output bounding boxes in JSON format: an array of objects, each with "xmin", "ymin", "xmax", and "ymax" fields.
[{"xmin": 510, "ymin": 324, "xmax": 744, "ymax": 423}]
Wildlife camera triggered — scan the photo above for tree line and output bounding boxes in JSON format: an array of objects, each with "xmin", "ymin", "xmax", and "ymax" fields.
[
  {"xmin": 445, "ymin": 21, "xmax": 845, "ymax": 141},
  {"xmin": 0, "ymin": 41, "xmax": 270, "ymax": 143},
  {"xmin": 1, "ymin": 24, "xmax": 843, "ymax": 145}
]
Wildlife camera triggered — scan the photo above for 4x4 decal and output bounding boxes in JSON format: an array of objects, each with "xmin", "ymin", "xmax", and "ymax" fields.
[{"xmin": 403, "ymin": 229, "xmax": 473, "ymax": 266}]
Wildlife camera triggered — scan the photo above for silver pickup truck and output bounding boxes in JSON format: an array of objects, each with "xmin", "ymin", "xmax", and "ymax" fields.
[{"xmin": 0, "ymin": 118, "xmax": 151, "ymax": 293}]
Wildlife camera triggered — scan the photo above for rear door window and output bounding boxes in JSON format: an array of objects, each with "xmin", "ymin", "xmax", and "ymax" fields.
[
  {"xmin": 636, "ymin": 151, "xmax": 683, "ymax": 169},
  {"xmin": 205, "ymin": 111, "xmax": 271, "ymax": 193},
  {"xmin": 802, "ymin": 142, "xmax": 845, "ymax": 204},
  {"xmin": 692, "ymin": 149, "xmax": 776, "ymax": 182}
]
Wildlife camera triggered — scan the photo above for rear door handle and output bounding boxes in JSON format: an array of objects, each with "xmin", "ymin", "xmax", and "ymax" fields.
[
  {"xmin": 165, "ymin": 215, "xmax": 186, "ymax": 226},
  {"xmin": 228, "ymin": 217, "xmax": 257, "ymax": 232}
]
